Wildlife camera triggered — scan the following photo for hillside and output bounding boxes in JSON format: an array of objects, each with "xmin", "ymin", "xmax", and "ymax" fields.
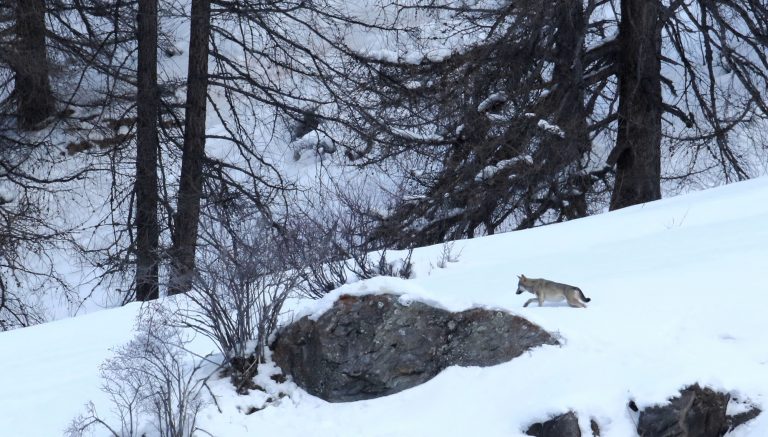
[{"xmin": 2, "ymin": 177, "xmax": 767, "ymax": 436}]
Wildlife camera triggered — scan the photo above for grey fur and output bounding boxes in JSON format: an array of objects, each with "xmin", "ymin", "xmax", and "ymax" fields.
[{"xmin": 516, "ymin": 275, "xmax": 591, "ymax": 308}]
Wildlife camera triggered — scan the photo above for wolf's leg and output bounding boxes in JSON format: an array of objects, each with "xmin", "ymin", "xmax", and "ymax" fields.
[
  {"xmin": 567, "ymin": 295, "xmax": 586, "ymax": 308},
  {"xmin": 571, "ymin": 299, "xmax": 587, "ymax": 308},
  {"xmin": 524, "ymin": 298, "xmax": 538, "ymax": 307}
]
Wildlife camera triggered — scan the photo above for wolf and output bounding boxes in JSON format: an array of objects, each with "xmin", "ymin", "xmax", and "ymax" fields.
[{"xmin": 515, "ymin": 274, "xmax": 591, "ymax": 308}]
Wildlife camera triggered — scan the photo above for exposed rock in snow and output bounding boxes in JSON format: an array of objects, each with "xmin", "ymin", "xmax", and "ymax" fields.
[
  {"xmin": 635, "ymin": 384, "xmax": 758, "ymax": 437},
  {"xmin": 271, "ymin": 293, "xmax": 558, "ymax": 402},
  {"xmin": 727, "ymin": 402, "xmax": 762, "ymax": 433},
  {"xmin": 525, "ymin": 411, "xmax": 582, "ymax": 437}
]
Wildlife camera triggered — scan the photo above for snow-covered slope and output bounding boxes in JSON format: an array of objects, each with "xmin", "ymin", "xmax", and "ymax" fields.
[{"xmin": 3, "ymin": 177, "xmax": 768, "ymax": 436}]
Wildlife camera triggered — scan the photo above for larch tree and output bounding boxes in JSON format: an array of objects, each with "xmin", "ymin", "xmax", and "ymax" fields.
[
  {"xmin": 12, "ymin": 0, "xmax": 55, "ymax": 129},
  {"xmin": 135, "ymin": 0, "xmax": 161, "ymax": 301},
  {"xmin": 323, "ymin": 0, "xmax": 768, "ymax": 247},
  {"xmin": 169, "ymin": 0, "xmax": 211, "ymax": 295},
  {"xmin": 609, "ymin": 0, "xmax": 663, "ymax": 210}
]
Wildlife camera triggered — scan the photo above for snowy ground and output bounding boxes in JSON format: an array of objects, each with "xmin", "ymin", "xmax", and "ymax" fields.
[{"xmin": 3, "ymin": 176, "xmax": 768, "ymax": 436}]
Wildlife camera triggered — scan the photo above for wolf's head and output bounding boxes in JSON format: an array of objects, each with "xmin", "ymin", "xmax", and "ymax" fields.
[{"xmin": 516, "ymin": 274, "xmax": 530, "ymax": 294}]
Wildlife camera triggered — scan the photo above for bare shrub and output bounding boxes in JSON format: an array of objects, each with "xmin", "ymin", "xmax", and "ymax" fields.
[
  {"xmin": 282, "ymin": 213, "xmax": 350, "ymax": 299},
  {"xmin": 435, "ymin": 242, "xmax": 462, "ymax": 269},
  {"xmin": 67, "ymin": 308, "xmax": 209, "ymax": 437},
  {"xmin": 183, "ymin": 207, "xmax": 298, "ymax": 391},
  {"xmin": 286, "ymin": 187, "xmax": 416, "ymax": 299},
  {"xmin": 350, "ymin": 248, "xmax": 414, "ymax": 281}
]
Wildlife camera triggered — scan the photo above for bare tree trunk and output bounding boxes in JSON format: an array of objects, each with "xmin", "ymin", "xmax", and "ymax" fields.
[
  {"xmin": 134, "ymin": 0, "xmax": 160, "ymax": 301},
  {"xmin": 550, "ymin": 0, "xmax": 590, "ymax": 218},
  {"xmin": 14, "ymin": 0, "xmax": 55, "ymax": 129},
  {"xmin": 169, "ymin": 0, "xmax": 211, "ymax": 295},
  {"xmin": 609, "ymin": 0, "xmax": 662, "ymax": 210}
]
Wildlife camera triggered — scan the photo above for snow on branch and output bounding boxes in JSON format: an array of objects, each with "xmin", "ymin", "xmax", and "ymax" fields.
[
  {"xmin": 391, "ymin": 127, "xmax": 445, "ymax": 142},
  {"xmin": 536, "ymin": 119, "xmax": 565, "ymax": 138},
  {"xmin": 477, "ymin": 92, "xmax": 507, "ymax": 113},
  {"xmin": 474, "ymin": 155, "xmax": 534, "ymax": 182}
]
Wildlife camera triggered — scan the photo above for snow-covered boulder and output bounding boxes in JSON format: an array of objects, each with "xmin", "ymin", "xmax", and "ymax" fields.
[{"xmin": 271, "ymin": 293, "xmax": 558, "ymax": 402}]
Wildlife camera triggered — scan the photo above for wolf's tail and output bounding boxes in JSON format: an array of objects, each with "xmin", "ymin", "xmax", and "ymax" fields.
[{"xmin": 577, "ymin": 288, "xmax": 591, "ymax": 302}]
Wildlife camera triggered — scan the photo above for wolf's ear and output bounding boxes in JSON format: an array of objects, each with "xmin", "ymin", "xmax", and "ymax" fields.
[{"xmin": 520, "ymin": 274, "xmax": 526, "ymax": 280}]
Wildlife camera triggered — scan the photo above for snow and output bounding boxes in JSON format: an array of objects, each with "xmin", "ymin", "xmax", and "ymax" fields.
[
  {"xmin": 0, "ymin": 303, "xmax": 140, "ymax": 436},
  {"xmin": 16, "ymin": 0, "xmax": 763, "ymax": 326},
  {"xmin": 362, "ymin": 47, "xmax": 454, "ymax": 65},
  {"xmin": 475, "ymin": 156, "xmax": 534, "ymax": 181},
  {"xmin": 4, "ymin": 5, "xmax": 768, "ymax": 432},
  {"xmin": 536, "ymin": 119, "xmax": 565, "ymax": 138},
  {"xmin": 477, "ymin": 92, "xmax": 507, "ymax": 113},
  {"xmin": 6, "ymin": 0, "xmax": 768, "ymax": 433},
  {"xmin": 390, "ymin": 127, "xmax": 444, "ymax": 142},
  {"xmin": 2, "ymin": 177, "xmax": 768, "ymax": 435},
  {"xmin": 290, "ymin": 275, "xmax": 476, "ymax": 321},
  {"xmin": 290, "ymin": 130, "xmax": 335, "ymax": 160}
]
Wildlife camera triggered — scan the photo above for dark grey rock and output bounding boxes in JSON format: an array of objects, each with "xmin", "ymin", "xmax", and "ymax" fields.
[
  {"xmin": 637, "ymin": 384, "xmax": 729, "ymax": 437},
  {"xmin": 271, "ymin": 293, "xmax": 558, "ymax": 402},
  {"xmin": 590, "ymin": 418, "xmax": 600, "ymax": 436},
  {"xmin": 526, "ymin": 411, "xmax": 582, "ymax": 437},
  {"xmin": 726, "ymin": 403, "xmax": 761, "ymax": 433}
]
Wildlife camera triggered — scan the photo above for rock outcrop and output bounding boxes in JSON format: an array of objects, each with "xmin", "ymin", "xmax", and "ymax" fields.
[
  {"xmin": 636, "ymin": 384, "xmax": 760, "ymax": 437},
  {"xmin": 271, "ymin": 293, "xmax": 558, "ymax": 402},
  {"xmin": 525, "ymin": 411, "xmax": 583, "ymax": 437}
]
